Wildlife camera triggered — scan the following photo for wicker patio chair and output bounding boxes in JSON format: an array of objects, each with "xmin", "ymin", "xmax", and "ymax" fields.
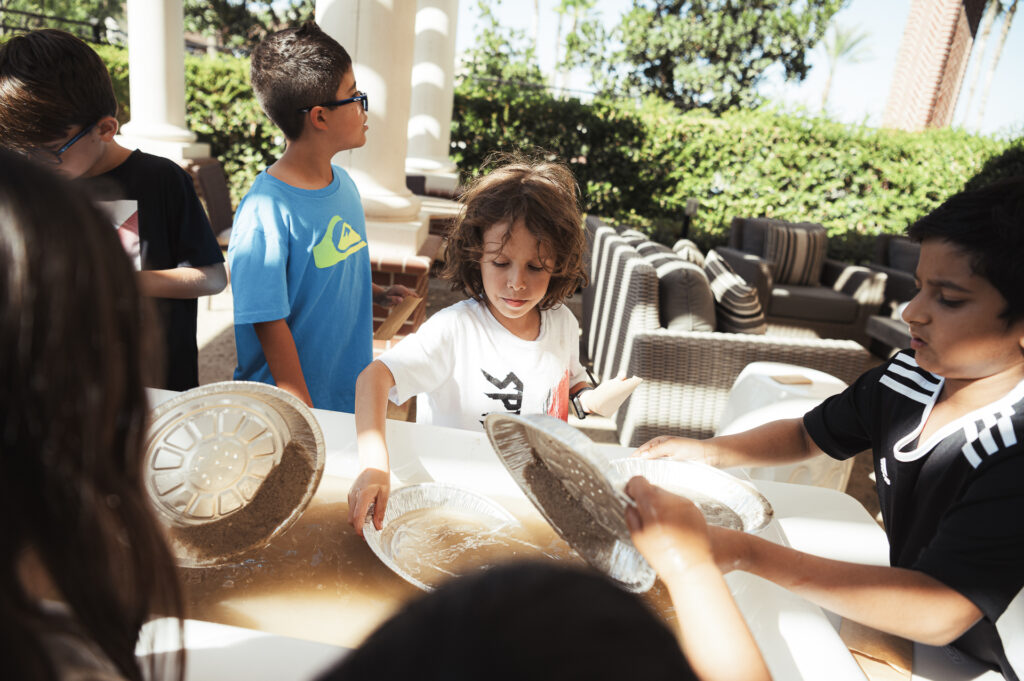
[
  {"xmin": 579, "ymin": 221, "xmax": 877, "ymax": 447},
  {"xmin": 615, "ymin": 328, "xmax": 876, "ymax": 446}
]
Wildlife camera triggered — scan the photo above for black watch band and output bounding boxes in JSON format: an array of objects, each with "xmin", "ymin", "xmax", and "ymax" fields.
[{"xmin": 570, "ymin": 387, "xmax": 594, "ymax": 419}]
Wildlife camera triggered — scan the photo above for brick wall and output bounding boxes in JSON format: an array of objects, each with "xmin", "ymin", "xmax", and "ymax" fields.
[
  {"xmin": 370, "ymin": 234, "xmax": 444, "ymax": 357},
  {"xmin": 882, "ymin": 0, "xmax": 986, "ymax": 131}
]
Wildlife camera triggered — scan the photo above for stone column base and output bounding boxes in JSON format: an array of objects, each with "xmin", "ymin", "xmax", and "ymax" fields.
[
  {"xmin": 405, "ymin": 169, "xmax": 459, "ymax": 198},
  {"xmin": 365, "ymin": 215, "xmax": 429, "ymax": 261}
]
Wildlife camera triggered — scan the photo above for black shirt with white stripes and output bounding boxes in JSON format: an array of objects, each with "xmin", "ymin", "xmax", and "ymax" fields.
[{"xmin": 805, "ymin": 350, "xmax": 1023, "ymax": 680}]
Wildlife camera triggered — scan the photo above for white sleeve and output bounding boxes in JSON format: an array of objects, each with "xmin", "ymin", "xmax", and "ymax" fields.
[
  {"xmin": 379, "ymin": 306, "xmax": 457, "ymax": 405},
  {"xmin": 562, "ymin": 306, "xmax": 589, "ymax": 386}
]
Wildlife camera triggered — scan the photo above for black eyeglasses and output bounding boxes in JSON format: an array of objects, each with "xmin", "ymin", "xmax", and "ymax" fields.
[
  {"xmin": 29, "ymin": 122, "xmax": 97, "ymax": 165},
  {"xmin": 297, "ymin": 91, "xmax": 369, "ymax": 113}
]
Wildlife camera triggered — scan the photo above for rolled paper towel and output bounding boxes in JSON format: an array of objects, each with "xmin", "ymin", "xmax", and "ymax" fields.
[{"xmin": 580, "ymin": 376, "xmax": 643, "ymax": 417}]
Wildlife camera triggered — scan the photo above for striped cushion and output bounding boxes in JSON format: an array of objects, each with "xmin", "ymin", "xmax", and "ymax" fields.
[
  {"xmin": 703, "ymin": 250, "xmax": 767, "ymax": 334},
  {"xmin": 672, "ymin": 238, "xmax": 705, "ymax": 267},
  {"xmin": 764, "ymin": 223, "xmax": 828, "ymax": 286},
  {"xmin": 619, "ymin": 228, "xmax": 648, "ymax": 246},
  {"xmin": 638, "ymin": 246, "xmax": 716, "ymax": 332}
]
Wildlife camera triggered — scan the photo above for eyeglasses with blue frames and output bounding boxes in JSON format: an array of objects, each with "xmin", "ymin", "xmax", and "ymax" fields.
[
  {"xmin": 297, "ymin": 91, "xmax": 369, "ymax": 113},
  {"xmin": 29, "ymin": 121, "xmax": 97, "ymax": 165}
]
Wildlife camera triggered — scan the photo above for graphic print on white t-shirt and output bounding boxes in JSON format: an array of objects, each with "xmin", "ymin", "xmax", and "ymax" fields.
[
  {"xmin": 97, "ymin": 199, "xmax": 141, "ymax": 270},
  {"xmin": 480, "ymin": 369, "xmax": 523, "ymax": 422}
]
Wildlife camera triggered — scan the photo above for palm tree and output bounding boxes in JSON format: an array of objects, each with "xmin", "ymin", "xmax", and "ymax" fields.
[
  {"xmin": 958, "ymin": 0, "xmax": 1001, "ymax": 126},
  {"xmin": 974, "ymin": 0, "xmax": 1018, "ymax": 130},
  {"xmin": 553, "ymin": 0, "xmax": 597, "ymax": 96},
  {"xmin": 820, "ymin": 23, "xmax": 871, "ymax": 111}
]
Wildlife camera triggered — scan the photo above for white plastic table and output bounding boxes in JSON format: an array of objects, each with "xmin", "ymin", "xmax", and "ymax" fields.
[
  {"xmin": 716, "ymin": 361, "xmax": 854, "ymax": 491},
  {"xmin": 143, "ymin": 389, "xmax": 999, "ymax": 681}
]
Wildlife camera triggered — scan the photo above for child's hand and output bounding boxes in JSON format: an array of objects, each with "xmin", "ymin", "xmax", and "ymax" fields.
[
  {"xmin": 347, "ymin": 468, "xmax": 390, "ymax": 537},
  {"xmin": 633, "ymin": 435, "xmax": 712, "ymax": 465},
  {"xmin": 625, "ymin": 476, "xmax": 715, "ymax": 578},
  {"xmin": 373, "ymin": 284, "xmax": 416, "ymax": 308},
  {"xmin": 579, "ymin": 375, "xmax": 642, "ymax": 417}
]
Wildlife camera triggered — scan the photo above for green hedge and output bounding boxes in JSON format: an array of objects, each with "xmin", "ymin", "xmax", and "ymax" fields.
[
  {"xmin": 453, "ymin": 86, "xmax": 1016, "ymax": 262},
  {"xmin": 89, "ymin": 46, "xmax": 1017, "ymax": 263}
]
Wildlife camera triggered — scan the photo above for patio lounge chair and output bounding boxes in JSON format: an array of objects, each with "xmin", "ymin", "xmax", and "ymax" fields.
[
  {"xmin": 716, "ymin": 218, "xmax": 887, "ymax": 347},
  {"xmin": 582, "ymin": 218, "xmax": 877, "ymax": 446}
]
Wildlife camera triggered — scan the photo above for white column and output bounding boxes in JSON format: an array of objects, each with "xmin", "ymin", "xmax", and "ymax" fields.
[
  {"xmin": 318, "ymin": 0, "xmax": 427, "ymax": 257},
  {"xmin": 117, "ymin": 0, "xmax": 209, "ymax": 160},
  {"xmin": 406, "ymin": 0, "xmax": 459, "ymax": 194}
]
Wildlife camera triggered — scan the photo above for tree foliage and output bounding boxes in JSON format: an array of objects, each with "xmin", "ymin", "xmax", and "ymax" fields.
[
  {"xmin": 451, "ymin": 70, "xmax": 1015, "ymax": 262},
  {"xmin": 578, "ymin": 0, "xmax": 845, "ymax": 113},
  {"xmin": 458, "ymin": 0, "xmax": 545, "ymax": 94},
  {"xmin": 183, "ymin": 0, "xmax": 315, "ymax": 50},
  {"xmin": 0, "ymin": 0, "xmax": 124, "ymax": 40}
]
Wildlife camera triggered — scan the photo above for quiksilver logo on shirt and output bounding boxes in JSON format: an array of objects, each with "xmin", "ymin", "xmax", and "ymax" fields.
[{"xmin": 313, "ymin": 215, "xmax": 367, "ymax": 268}]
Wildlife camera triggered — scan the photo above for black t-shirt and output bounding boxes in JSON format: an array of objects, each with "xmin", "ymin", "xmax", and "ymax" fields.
[
  {"xmin": 84, "ymin": 150, "xmax": 224, "ymax": 391},
  {"xmin": 804, "ymin": 350, "xmax": 1023, "ymax": 680}
]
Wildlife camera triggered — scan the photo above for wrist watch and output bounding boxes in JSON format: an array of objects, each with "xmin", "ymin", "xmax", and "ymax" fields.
[{"xmin": 570, "ymin": 386, "xmax": 594, "ymax": 419}]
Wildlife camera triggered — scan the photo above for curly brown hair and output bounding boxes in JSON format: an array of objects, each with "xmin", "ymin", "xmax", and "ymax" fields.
[{"xmin": 442, "ymin": 152, "xmax": 588, "ymax": 310}]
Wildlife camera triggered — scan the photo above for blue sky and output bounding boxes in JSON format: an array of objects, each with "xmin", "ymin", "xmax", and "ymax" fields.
[{"xmin": 454, "ymin": 0, "xmax": 1022, "ymax": 137}]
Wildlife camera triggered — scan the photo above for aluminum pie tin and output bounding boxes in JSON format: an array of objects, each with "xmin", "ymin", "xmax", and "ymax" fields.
[
  {"xmin": 484, "ymin": 413, "xmax": 656, "ymax": 592},
  {"xmin": 144, "ymin": 381, "xmax": 325, "ymax": 567},
  {"xmin": 609, "ymin": 458, "xmax": 773, "ymax": 533},
  {"xmin": 363, "ymin": 483, "xmax": 525, "ymax": 592}
]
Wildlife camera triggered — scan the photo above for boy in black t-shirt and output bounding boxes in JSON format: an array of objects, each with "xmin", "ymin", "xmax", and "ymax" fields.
[
  {"xmin": 0, "ymin": 30, "xmax": 226, "ymax": 391},
  {"xmin": 635, "ymin": 179, "xmax": 1024, "ymax": 680}
]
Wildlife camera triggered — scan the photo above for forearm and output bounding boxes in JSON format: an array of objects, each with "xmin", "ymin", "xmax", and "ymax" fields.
[
  {"xmin": 253, "ymin": 319, "xmax": 312, "ymax": 407},
  {"xmin": 738, "ymin": 534, "xmax": 981, "ymax": 644},
  {"xmin": 662, "ymin": 563, "xmax": 771, "ymax": 681},
  {"xmin": 705, "ymin": 418, "xmax": 823, "ymax": 469},
  {"xmin": 355, "ymin": 361, "xmax": 396, "ymax": 470},
  {"xmin": 136, "ymin": 263, "xmax": 227, "ymax": 298}
]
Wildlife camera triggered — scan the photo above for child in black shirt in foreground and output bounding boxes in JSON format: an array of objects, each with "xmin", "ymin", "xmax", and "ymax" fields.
[{"xmin": 635, "ymin": 178, "xmax": 1024, "ymax": 680}]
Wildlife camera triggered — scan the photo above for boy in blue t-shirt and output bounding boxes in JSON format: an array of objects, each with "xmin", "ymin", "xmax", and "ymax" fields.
[{"xmin": 230, "ymin": 22, "xmax": 411, "ymax": 412}]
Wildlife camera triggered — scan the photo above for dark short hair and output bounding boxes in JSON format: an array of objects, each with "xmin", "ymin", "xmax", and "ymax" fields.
[
  {"xmin": 0, "ymin": 29, "xmax": 117, "ymax": 151},
  {"xmin": 442, "ymin": 152, "xmax": 589, "ymax": 309},
  {"xmin": 908, "ymin": 177, "xmax": 1024, "ymax": 324},
  {"xmin": 318, "ymin": 562, "xmax": 695, "ymax": 681},
  {"xmin": 250, "ymin": 21, "xmax": 352, "ymax": 141}
]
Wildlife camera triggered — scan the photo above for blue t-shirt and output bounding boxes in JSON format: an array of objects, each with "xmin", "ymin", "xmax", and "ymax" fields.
[{"xmin": 229, "ymin": 166, "xmax": 372, "ymax": 412}]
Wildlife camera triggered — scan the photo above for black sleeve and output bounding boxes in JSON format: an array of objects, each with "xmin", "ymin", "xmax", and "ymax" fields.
[
  {"xmin": 167, "ymin": 162, "xmax": 224, "ymax": 269},
  {"xmin": 803, "ymin": 361, "xmax": 889, "ymax": 461},
  {"xmin": 913, "ymin": 453, "xmax": 1024, "ymax": 621}
]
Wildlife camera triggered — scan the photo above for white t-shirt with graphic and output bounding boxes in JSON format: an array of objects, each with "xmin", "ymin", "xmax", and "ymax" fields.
[{"xmin": 381, "ymin": 298, "xmax": 587, "ymax": 430}]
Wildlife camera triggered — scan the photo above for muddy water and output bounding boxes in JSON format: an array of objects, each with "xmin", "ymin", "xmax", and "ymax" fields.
[
  {"xmin": 379, "ymin": 508, "xmax": 552, "ymax": 588},
  {"xmin": 180, "ymin": 476, "xmax": 676, "ymax": 648}
]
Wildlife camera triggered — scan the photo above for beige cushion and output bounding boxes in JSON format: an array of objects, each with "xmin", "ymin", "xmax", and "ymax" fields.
[
  {"xmin": 764, "ymin": 223, "xmax": 828, "ymax": 285},
  {"xmin": 672, "ymin": 238, "xmax": 705, "ymax": 267},
  {"xmin": 704, "ymin": 250, "xmax": 766, "ymax": 334}
]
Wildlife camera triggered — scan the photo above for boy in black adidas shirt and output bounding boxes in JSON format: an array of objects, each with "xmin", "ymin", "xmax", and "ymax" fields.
[{"xmin": 635, "ymin": 179, "xmax": 1024, "ymax": 680}]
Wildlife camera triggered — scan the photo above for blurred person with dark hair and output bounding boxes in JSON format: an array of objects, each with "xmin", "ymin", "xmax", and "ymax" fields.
[
  {"xmin": 0, "ymin": 151, "xmax": 184, "ymax": 681},
  {"xmin": 318, "ymin": 562, "xmax": 699, "ymax": 681}
]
